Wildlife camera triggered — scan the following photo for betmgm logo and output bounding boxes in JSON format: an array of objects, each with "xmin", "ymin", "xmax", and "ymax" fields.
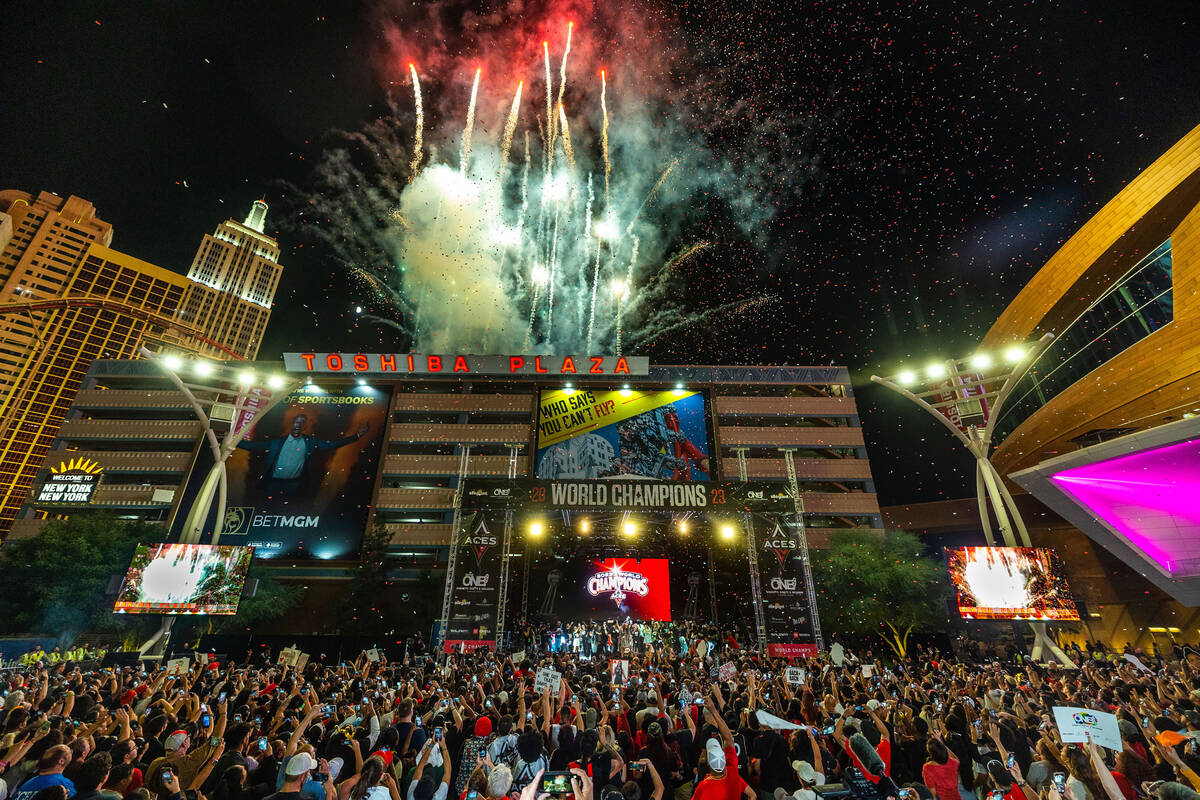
[
  {"xmin": 222, "ymin": 507, "xmax": 320, "ymax": 534},
  {"xmin": 223, "ymin": 507, "xmax": 253, "ymax": 535}
]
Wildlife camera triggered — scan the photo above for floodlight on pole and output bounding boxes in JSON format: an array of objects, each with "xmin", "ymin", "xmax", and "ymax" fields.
[
  {"xmin": 870, "ymin": 332, "xmax": 1074, "ymax": 666},
  {"xmin": 139, "ymin": 349, "xmax": 301, "ymax": 659}
]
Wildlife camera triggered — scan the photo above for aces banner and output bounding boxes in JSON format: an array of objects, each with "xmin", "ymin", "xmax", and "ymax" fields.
[
  {"xmin": 753, "ymin": 515, "xmax": 819, "ymax": 658},
  {"xmin": 444, "ymin": 513, "xmax": 503, "ymax": 653}
]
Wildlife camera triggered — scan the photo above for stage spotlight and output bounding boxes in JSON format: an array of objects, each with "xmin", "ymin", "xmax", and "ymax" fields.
[
  {"xmin": 163, "ymin": 354, "xmax": 183, "ymax": 371},
  {"xmin": 579, "ymin": 518, "xmax": 589, "ymax": 534},
  {"xmin": 897, "ymin": 370, "xmax": 916, "ymax": 386},
  {"xmin": 267, "ymin": 374, "xmax": 285, "ymax": 389},
  {"xmin": 564, "ymin": 383, "xmax": 575, "ymax": 395},
  {"xmin": 622, "ymin": 521, "xmax": 636, "ymax": 537},
  {"xmin": 529, "ymin": 522, "xmax": 544, "ymax": 538},
  {"xmin": 720, "ymin": 524, "xmax": 736, "ymax": 541},
  {"xmin": 194, "ymin": 360, "xmax": 213, "ymax": 377},
  {"xmin": 678, "ymin": 519, "xmax": 689, "ymax": 535}
]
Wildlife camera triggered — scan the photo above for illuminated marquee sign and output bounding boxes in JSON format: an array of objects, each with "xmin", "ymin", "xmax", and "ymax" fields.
[
  {"xmin": 283, "ymin": 353, "xmax": 649, "ymax": 376},
  {"xmin": 463, "ymin": 478, "xmax": 796, "ymax": 512},
  {"xmin": 588, "ymin": 568, "xmax": 650, "ymax": 605},
  {"xmin": 37, "ymin": 457, "xmax": 103, "ymax": 505}
]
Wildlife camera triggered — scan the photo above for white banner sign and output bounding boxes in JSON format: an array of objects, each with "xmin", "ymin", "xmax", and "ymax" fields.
[
  {"xmin": 757, "ymin": 710, "xmax": 802, "ymax": 730},
  {"xmin": 534, "ymin": 667, "xmax": 561, "ymax": 694},
  {"xmin": 785, "ymin": 667, "xmax": 806, "ymax": 685},
  {"xmin": 1052, "ymin": 706, "xmax": 1122, "ymax": 751}
]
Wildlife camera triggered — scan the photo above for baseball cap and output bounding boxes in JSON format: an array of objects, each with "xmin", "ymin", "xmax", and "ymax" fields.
[
  {"xmin": 792, "ymin": 761, "xmax": 817, "ymax": 783},
  {"xmin": 165, "ymin": 730, "xmax": 189, "ymax": 751},
  {"xmin": 706, "ymin": 739, "xmax": 726, "ymax": 772},
  {"xmin": 286, "ymin": 752, "xmax": 317, "ymax": 777}
]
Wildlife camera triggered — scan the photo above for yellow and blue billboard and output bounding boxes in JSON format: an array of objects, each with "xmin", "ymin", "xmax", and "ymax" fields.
[{"xmin": 535, "ymin": 389, "xmax": 713, "ymax": 481}]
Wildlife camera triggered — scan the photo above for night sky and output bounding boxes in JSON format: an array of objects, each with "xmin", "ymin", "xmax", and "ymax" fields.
[{"xmin": 4, "ymin": 1, "xmax": 1199, "ymax": 508}]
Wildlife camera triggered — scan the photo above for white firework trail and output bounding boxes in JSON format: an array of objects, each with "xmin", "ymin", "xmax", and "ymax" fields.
[
  {"xmin": 461, "ymin": 67, "xmax": 482, "ymax": 172},
  {"xmin": 600, "ymin": 70, "xmax": 611, "ymax": 203},
  {"xmin": 543, "ymin": 41, "xmax": 554, "ymax": 172},
  {"xmin": 555, "ymin": 21, "xmax": 573, "ymax": 120},
  {"xmin": 557, "ymin": 103, "xmax": 576, "ymax": 170},
  {"xmin": 499, "ymin": 80, "xmax": 523, "ymax": 171},
  {"xmin": 408, "ymin": 63, "xmax": 424, "ymax": 178}
]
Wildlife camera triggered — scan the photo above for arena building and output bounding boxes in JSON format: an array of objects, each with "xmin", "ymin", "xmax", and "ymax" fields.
[
  {"xmin": 890, "ymin": 121, "xmax": 1200, "ymax": 649},
  {"xmin": 14, "ymin": 354, "xmax": 882, "ymax": 638}
]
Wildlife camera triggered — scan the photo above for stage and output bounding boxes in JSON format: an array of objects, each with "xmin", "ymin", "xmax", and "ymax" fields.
[{"xmin": 439, "ymin": 478, "xmax": 823, "ymax": 659}]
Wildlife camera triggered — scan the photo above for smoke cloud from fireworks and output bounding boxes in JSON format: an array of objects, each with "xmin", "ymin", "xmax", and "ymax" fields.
[{"xmin": 292, "ymin": 0, "xmax": 795, "ymax": 355}]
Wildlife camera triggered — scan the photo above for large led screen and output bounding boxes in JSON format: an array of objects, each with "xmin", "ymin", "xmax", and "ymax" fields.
[
  {"xmin": 546, "ymin": 557, "xmax": 673, "ymax": 621},
  {"xmin": 581, "ymin": 557, "xmax": 672, "ymax": 620},
  {"xmin": 115, "ymin": 543, "xmax": 253, "ymax": 615},
  {"xmin": 947, "ymin": 546, "xmax": 1079, "ymax": 621},
  {"xmin": 535, "ymin": 389, "xmax": 713, "ymax": 480},
  {"xmin": 222, "ymin": 385, "xmax": 388, "ymax": 559}
]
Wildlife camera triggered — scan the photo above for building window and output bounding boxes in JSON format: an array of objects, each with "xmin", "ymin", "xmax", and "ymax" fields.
[{"xmin": 994, "ymin": 239, "xmax": 1174, "ymax": 445}]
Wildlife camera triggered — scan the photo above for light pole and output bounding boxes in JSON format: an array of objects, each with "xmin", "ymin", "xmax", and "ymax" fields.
[
  {"xmin": 136, "ymin": 348, "xmax": 302, "ymax": 656},
  {"xmin": 870, "ymin": 333, "xmax": 1076, "ymax": 667}
]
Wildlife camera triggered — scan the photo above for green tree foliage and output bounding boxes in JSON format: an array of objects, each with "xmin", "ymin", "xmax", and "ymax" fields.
[
  {"xmin": 0, "ymin": 514, "xmax": 162, "ymax": 643},
  {"xmin": 210, "ymin": 564, "xmax": 306, "ymax": 632},
  {"xmin": 811, "ymin": 529, "xmax": 949, "ymax": 658}
]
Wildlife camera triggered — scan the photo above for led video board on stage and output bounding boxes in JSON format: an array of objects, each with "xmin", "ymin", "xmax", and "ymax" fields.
[
  {"xmin": 579, "ymin": 557, "xmax": 672, "ymax": 621},
  {"xmin": 220, "ymin": 385, "xmax": 388, "ymax": 559},
  {"xmin": 535, "ymin": 389, "xmax": 713, "ymax": 481},
  {"xmin": 947, "ymin": 546, "xmax": 1079, "ymax": 621},
  {"xmin": 115, "ymin": 543, "xmax": 253, "ymax": 615}
]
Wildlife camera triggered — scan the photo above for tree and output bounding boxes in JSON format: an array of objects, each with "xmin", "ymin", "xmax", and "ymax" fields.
[
  {"xmin": 210, "ymin": 564, "xmax": 306, "ymax": 632},
  {"xmin": 811, "ymin": 529, "xmax": 949, "ymax": 658},
  {"xmin": 0, "ymin": 514, "xmax": 163, "ymax": 644}
]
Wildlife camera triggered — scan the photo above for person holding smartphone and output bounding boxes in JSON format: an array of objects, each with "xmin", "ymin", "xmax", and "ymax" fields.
[{"xmin": 405, "ymin": 737, "xmax": 450, "ymax": 800}]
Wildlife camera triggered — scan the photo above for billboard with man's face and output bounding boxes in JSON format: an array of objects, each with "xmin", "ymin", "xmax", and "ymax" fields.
[
  {"xmin": 535, "ymin": 389, "xmax": 713, "ymax": 481},
  {"xmin": 220, "ymin": 385, "xmax": 388, "ymax": 559}
]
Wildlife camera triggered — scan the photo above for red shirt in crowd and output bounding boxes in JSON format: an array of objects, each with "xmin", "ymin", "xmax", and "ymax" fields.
[{"xmin": 692, "ymin": 746, "xmax": 747, "ymax": 800}]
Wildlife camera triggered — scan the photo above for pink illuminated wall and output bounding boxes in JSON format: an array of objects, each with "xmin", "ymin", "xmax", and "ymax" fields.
[{"xmin": 1050, "ymin": 439, "xmax": 1200, "ymax": 576}]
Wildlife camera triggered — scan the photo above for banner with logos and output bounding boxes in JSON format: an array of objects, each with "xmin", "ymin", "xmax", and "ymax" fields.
[
  {"xmin": 443, "ymin": 513, "xmax": 503, "ymax": 653},
  {"xmin": 462, "ymin": 478, "xmax": 795, "ymax": 513},
  {"xmin": 753, "ymin": 514, "xmax": 819, "ymax": 657}
]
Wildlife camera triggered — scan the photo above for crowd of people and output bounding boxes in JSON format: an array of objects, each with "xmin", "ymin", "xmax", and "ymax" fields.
[
  {"xmin": 508, "ymin": 622, "xmax": 747, "ymax": 660},
  {"xmin": 2, "ymin": 625, "xmax": 1200, "ymax": 800}
]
